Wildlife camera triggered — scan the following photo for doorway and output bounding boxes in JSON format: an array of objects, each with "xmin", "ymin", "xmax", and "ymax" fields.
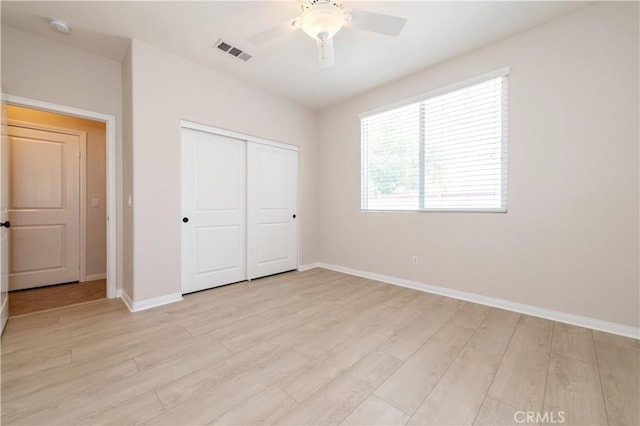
[{"xmin": 6, "ymin": 105, "xmax": 107, "ymax": 315}]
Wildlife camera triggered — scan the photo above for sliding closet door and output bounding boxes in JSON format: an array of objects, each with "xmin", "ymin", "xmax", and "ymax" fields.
[
  {"xmin": 247, "ymin": 142, "xmax": 298, "ymax": 280},
  {"xmin": 181, "ymin": 128, "xmax": 246, "ymax": 294}
]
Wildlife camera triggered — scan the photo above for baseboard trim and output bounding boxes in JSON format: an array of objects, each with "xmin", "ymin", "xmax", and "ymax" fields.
[
  {"xmin": 298, "ymin": 262, "xmax": 320, "ymax": 272},
  {"xmin": 115, "ymin": 289, "xmax": 122, "ymax": 298},
  {"xmin": 316, "ymin": 262, "xmax": 640, "ymax": 339},
  {"xmin": 120, "ymin": 290, "xmax": 182, "ymax": 313},
  {"xmin": 85, "ymin": 273, "xmax": 107, "ymax": 281},
  {"xmin": 0, "ymin": 296, "xmax": 8, "ymax": 334},
  {"xmin": 120, "ymin": 289, "xmax": 134, "ymax": 312}
]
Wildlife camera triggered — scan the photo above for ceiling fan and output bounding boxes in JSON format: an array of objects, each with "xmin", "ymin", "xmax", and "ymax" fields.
[{"xmin": 246, "ymin": 0, "xmax": 407, "ymax": 68}]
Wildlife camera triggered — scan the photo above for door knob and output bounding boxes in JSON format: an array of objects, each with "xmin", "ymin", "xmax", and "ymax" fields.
[
  {"xmin": 292, "ymin": 214, "xmax": 296, "ymax": 219},
  {"xmin": 0, "ymin": 221, "xmax": 10, "ymax": 228},
  {"xmin": 182, "ymin": 217, "xmax": 189, "ymax": 223}
]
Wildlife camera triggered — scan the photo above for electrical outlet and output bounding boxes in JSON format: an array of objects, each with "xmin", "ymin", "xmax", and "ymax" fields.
[{"xmin": 412, "ymin": 256, "xmax": 419, "ymax": 266}]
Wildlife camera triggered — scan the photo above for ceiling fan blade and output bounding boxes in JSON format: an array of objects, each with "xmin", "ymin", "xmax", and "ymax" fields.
[
  {"xmin": 317, "ymin": 37, "xmax": 335, "ymax": 68},
  {"xmin": 345, "ymin": 9, "xmax": 407, "ymax": 36},
  {"xmin": 246, "ymin": 18, "xmax": 300, "ymax": 45}
]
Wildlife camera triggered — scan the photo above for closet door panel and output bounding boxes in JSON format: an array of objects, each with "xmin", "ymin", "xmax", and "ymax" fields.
[
  {"xmin": 181, "ymin": 128, "xmax": 246, "ymax": 294},
  {"xmin": 247, "ymin": 142, "xmax": 298, "ymax": 279}
]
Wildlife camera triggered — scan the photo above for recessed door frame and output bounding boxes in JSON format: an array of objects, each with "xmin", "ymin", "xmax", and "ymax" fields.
[
  {"xmin": 8, "ymin": 119, "xmax": 88, "ymax": 285},
  {"xmin": 5, "ymin": 95, "xmax": 118, "ymax": 298}
]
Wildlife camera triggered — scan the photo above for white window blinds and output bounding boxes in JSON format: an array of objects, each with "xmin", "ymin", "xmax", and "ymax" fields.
[{"xmin": 361, "ymin": 70, "xmax": 508, "ymax": 212}]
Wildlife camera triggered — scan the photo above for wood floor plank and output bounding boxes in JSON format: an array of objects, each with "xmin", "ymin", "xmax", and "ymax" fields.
[
  {"xmin": 476, "ymin": 322, "xmax": 553, "ymax": 424},
  {"xmin": 276, "ymin": 289, "xmax": 410, "ymax": 399},
  {"xmin": 341, "ymin": 395, "xmax": 410, "ymax": 426},
  {"xmin": 209, "ymin": 385, "xmax": 297, "ymax": 425},
  {"xmin": 407, "ymin": 308, "xmax": 518, "ymax": 425},
  {"xmin": 54, "ymin": 300, "xmax": 129, "ymax": 327},
  {"xmin": 5, "ymin": 325, "xmax": 194, "ymax": 393},
  {"xmin": 69, "ymin": 308, "xmax": 170, "ymax": 338},
  {"xmin": 154, "ymin": 342, "xmax": 283, "ymax": 409},
  {"xmin": 2, "ymin": 359, "xmax": 141, "ymax": 424},
  {"xmin": 216, "ymin": 280, "xmax": 374, "ymax": 354},
  {"xmin": 551, "ymin": 322, "xmax": 597, "ymax": 364},
  {"xmin": 465, "ymin": 309, "xmax": 520, "ymax": 356},
  {"xmin": 220, "ymin": 311, "xmax": 308, "ymax": 353},
  {"xmin": 171, "ymin": 274, "xmax": 351, "ymax": 326},
  {"xmin": 377, "ymin": 297, "xmax": 463, "ymax": 361},
  {"xmin": 69, "ymin": 315, "xmax": 182, "ymax": 361},
  {"xmin": 384, "ymin": 292, "xmax": 443, "ymax": 329},
  {"xmin": 9, "ymin": 340, "xmax": 232, "ymax": 425},
  {"xmin": 593, "ymin": 330, "xmax": 640, "ymax": 351},
  {"xmin": 278, "ymin": 328, "xmax": 394, "ymax": 402},
  {"xmin": 595, "ymin": 339, "xmax": 640, "ymax": 425},
  {"xmin": 147, "ymin": 350, "xmax": 308, "ymax": 425},
  {"xmin": 374, "ymin": 321, "xmax": 476, "ymax": 416},
  {"xmin": 543, "ymin": 351, "xmax": 608, "ymax": 425},
  {"xmin": 1, "ymin": 346, "xmax": 72, "ymax": 382},
  {"xmin": 476, "ymin": 320, "xmax": 552, "ymax": 417},
  {"xmin": 293, "ymin": 326, "xmax": 352, "ymax": 360},
  {"xmin": 275, "ymin": 350, "xmax": 402, "ymax": 425},
  {"xmin": 408, "ymin": 348, "xmax": 500, "ymax": 425},
  {"xmin": 543, "ymin": 322, "xmax": 608, "ymax": 425},
  {"xmin": 290, "ymin": 287, "xmax": 410, "ymax": 360},
  {"xmin": 78, "ymin": 391, "xmax": 165, "ymax": 426},
  {"xmin": 374, "ymin": 303, "xmax": 487, "ymax": 416},
  {"xmin": 474, "ymin": 395, "xmax": 522, "ymax": 425},
  {"xmin": 2, "ymin": 310, "xmax": 62, "ymax": 333},
  {"xmin": 132, "ymin": 333, "xmax": 221, "ymax": 371},
  {"xmin": 1, "ymin": 326, "xmax": 71, "ymax": 353},
  {"xmin": 519, "ymin": 314, "xmax": 554, "ymax": 331}
]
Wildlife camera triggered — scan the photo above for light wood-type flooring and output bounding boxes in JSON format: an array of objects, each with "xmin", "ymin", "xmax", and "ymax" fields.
[
  {"xmin": 8, "ymin": 279, "xmax": 107, "ymax": 316},
  {"xmin": 1, "ymin": 269, "xmax": 638, "ymax": 425}
]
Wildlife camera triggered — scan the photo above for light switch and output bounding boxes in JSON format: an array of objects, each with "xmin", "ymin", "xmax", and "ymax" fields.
[{"xmin": 91, "ymin": 198, "xmax": 100, "ymax": 208}]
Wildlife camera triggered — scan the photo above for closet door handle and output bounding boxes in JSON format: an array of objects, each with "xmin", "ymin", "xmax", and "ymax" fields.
[
  {"xmin": 292, "ymin": 214, "xmax": 296, "ymax": 219},
  {"xmin": 0, "ymin": 221, "xmax": 10, "ymax": 228},
  {"xmin": 182, "ymin": 217, "xmax": 189, "ymax": 223}
]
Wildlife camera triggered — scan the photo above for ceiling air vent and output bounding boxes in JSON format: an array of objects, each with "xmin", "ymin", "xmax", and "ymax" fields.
[{"xmin": 215, "ymin": 39, "xmax": 252, "ymax": 62}]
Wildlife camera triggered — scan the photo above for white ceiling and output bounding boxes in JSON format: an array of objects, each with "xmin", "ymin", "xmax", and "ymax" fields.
[{"xmin": 1, "ymin": 1, "xmax": 593, "ymax": 110}]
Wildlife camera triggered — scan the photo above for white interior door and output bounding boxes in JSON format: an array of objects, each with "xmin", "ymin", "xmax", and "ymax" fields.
[
  {"xmin": 181, "ymin": 128, "xmax": 246, "ymax": 294},
  {"xmin": 247, "ymin": 142, "xmax": 298, "ymax": 280},
  {"xmin": 8, "ymin": 125, "xmax": 80, "ymax": 291},
  {"xmin": 1, "ymin": 100, "xmax": 9, "ymax": 332}
]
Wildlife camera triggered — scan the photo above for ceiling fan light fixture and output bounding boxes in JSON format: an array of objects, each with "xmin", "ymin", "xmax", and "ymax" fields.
[{"xmin": 299, "ymin": 3, "xmax": 345, "ymax": 40}]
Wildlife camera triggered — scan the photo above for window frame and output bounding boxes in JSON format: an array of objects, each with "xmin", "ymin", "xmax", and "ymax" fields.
[{"xmin": 360, "ymin": 67, "xmax": 510, "ymax": 213}]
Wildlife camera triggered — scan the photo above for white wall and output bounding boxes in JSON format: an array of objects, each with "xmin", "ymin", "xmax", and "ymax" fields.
[
  {"xmin": 317, "ymin": 2, "xmax": 639, "ymax": 328},
  {"xmin": 128, "ymin": 39, "xmax": 317, "ymax": 301},
  {"xmin": 1, "ymin": 26, "xmax": 124, "ymax": 291}
]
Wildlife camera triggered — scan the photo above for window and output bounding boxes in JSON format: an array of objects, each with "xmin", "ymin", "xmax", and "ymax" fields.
[{"xmin": 361, "ymin": 69, "xmax": 508, "ymax": 212}]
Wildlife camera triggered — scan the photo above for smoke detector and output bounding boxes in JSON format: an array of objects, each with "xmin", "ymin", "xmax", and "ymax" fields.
[{"xmin": 48, "ymin": 18, "xmax": 71, "ymax": 34}]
